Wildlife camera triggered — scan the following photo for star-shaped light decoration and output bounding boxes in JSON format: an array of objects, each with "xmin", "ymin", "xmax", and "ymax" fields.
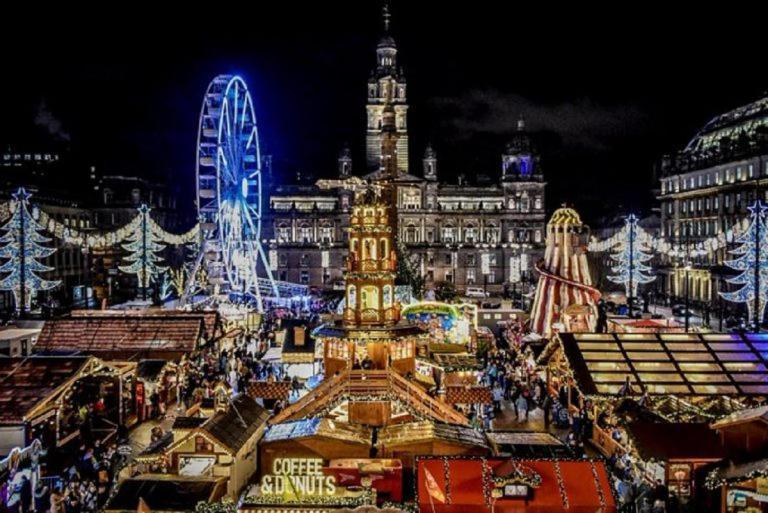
[
  {"xmin": 11, "ymin": 187, "xmax": 31, "ymax": 203},
  {"xmin": 747, "ymin": 200, "xmax": 768, "ymax": 218}
]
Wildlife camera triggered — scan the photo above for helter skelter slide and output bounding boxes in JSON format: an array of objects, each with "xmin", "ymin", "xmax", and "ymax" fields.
[{"xmin": 530, "ymin": 206, "xmax": 601, "ymax": 337}]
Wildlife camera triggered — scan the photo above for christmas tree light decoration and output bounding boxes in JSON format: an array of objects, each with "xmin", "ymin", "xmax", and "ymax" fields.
[
  {"xmin": 607, "ymin": 214, "xmax": 656, "ymax": 298},
  {"xmin": 0, "ymin": 188, "xmax": 61, "ymax": 313},
  {"xmin": 118, "ymin": 204, "xmax": 168, "ymax": 299},
  {"xmin": 719, "ymin": 200, "xmax": 768, "ymax": 329}
]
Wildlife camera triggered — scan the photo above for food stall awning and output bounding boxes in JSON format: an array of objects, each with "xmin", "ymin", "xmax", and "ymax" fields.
[{"xmin": 550, "ymin": 332, "xmax": 768, "ymax": 396}]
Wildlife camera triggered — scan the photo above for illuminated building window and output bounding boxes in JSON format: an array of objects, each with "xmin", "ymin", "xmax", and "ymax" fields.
[
  {"xmin": 464, "ymin": 226, "xmax": 476, "ymax": 244},
  {"xmin": 319, "ymin": 226, "xmax": 333, "ymax": 243},
  {"xmin": 299, "ymin": 226, "xmax": 312, "ymax": 243},
  {"xmin": 383, "ymin": 285, "xmax": 393, "ymax": 307},
  {"xmin": 467, "ymin": 269, "xmax": 476, "ymax": 284},
  {"xmin": 348, "ymin": 285, "xmax": 356, "ymax": 307}
]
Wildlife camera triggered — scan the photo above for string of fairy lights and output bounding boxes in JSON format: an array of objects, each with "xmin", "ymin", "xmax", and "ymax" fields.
[{"xmin": 0, "ymin": 188, "xmax": 200, "ymax": 310}]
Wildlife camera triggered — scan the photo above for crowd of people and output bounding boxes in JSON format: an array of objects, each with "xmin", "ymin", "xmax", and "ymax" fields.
[{"xmin": 3, "ymin": 441, "xmax": 122, "ymax": 513}]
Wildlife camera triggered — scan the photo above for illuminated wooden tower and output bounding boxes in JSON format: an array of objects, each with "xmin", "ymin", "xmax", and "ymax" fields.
[{"xmin": 344, "ymin": 105, "xmax": 401, "ymax": 328}]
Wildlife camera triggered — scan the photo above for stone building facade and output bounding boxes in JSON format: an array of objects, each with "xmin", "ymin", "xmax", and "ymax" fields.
[
  {"xmin": 658, "ymin": 94, "xmax": 768, "ymax": 304},
  {"xmin": 263, "ymin": 7, "xmax": 546, "ymax": 296}
]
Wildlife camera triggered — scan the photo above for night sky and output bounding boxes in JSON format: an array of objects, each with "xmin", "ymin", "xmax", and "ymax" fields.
[{"xmin": 1, "ymin": 3, "xmax": 764, "ymax": 223}]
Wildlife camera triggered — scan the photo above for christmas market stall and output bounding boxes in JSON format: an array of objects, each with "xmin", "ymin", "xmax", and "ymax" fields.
[
  {"xmin": 703, "ymin": 405, "xmax": 768, "ymax": 512},
  {"xmin": 137, "ymin": 394, "xmax": 269, "ymax": 499},
  {"xmin": 69, "ymin": 309, "xmax": 224, "ymax": 342},
  {"xmin": 376, "ymin": 421, "xmax": 490, "ymax": 467},
  {"xmin": 35, "ymin": 314, "xmax": 206, "ymax": 361},
  {"xmin": 414, "ymin": 352, "xmax": 485, "ymax": 399},
  {"xmin": 259, "ymin": 417, "xmax": 372, "ymax": 472},
  {"xmin": 705, "ymin": 457, "xmax": 768, "ymax": 513},
  {"xmin": 416, "ymin": 456, "xmax": 616, "ymax": 513},
  {"xmin": 0, "ymin": 356, "xmax": 135, "ymax": 451},
  {"xmin": 276, "ymin": 318, "xmax": 319, "ymax": 379},
  {"xmin": 402, "ymin": 302, "xmax": 477, "ymax": 348},
  {"xmin": 539, "ymin": 331, "xmax": 768, "ymax": 504},
  {"xmin": 104, "ymin": 474, "xmax": 227, "ymax": 513},
  {"xmin": 485, "ymin": 431, "xmax": 571, "ymax": 459},
  {"xmin": 0, "ymin": 326, "xmax": 40, "ymax": 357},
  {"xmin": 624, "ymin": 421, "xmax": 726, "ymax": 501},
  {"xmin": 134, "ymin": 359, "xmax": 180, "ymax": 421},
  {"xmin": 541, "ymin": 332, "xmax": 768, "ymax": 417}
]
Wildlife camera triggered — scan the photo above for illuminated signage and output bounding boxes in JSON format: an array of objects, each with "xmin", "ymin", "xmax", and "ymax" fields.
[{"xmin": 260, "ymin": 458, "xmax": 336, "ymax": 496}]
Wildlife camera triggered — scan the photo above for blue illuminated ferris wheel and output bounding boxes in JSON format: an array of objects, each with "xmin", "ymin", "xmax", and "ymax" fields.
[{"xmin": 195, "ymin": 74, "xmax": 277, "ymax": 304}]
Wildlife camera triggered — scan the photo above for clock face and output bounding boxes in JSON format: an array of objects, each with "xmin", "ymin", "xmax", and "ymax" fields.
[{"xmin": 504, "ymin": 484, "xmax": 529, "ymax": 497}]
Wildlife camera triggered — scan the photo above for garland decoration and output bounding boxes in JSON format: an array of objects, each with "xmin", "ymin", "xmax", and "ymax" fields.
[
  {"xmin": 589, "ymin": 460, "xmax": 607, "ymax": 510},
  {"xmin": 442, "ymin": 456, "xmax": 452, "ymax": 504},
  {"xmin": 553, "ymin": 461, "xmax": 569, "ymax": 509}
]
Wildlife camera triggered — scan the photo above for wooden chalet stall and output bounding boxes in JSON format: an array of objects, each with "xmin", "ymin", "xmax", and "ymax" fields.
[
  {"xmin": 0, "ymin": 356, "xmax": 133, "ymax": 452},
  {"xmin": 260, "ymin": 417, "xmax": 372, "ymax": 472},
  {"xmin": 376, "ymin": 421, "xmax": 490, "ymax": 467},
  {"xmin": 704, "ymin": 405, "xmax": 768, "ymax": 512},
  {"xmin": 625, "ymin": 421, "xmax": 726, "ymax": 500},
  {"xmin": 36, "ymin": 313, "xmax": 207, "ymax": 361},
  {"xmin": 416, "ymin": 457, "xmax": 617, "ymax": 513},
  {"xmin": 138, "ymin": 394, "xmax": 269, "ymax": 499},
  {"xmin": 105, "ymin": 475, "xmax": 227, "ymax": 513},
  {"xmin": 541, "ymin": 331, "xmax": 768, "ymax": 504}
]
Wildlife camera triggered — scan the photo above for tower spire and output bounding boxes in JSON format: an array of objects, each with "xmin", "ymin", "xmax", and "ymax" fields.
[{"xmin": 382, "ymin": 1, "xmax": 391, "ymax": 33}]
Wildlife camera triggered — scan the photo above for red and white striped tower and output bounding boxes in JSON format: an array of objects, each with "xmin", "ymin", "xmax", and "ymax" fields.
[{"xmin": 530, "ymin": 206, "xmax": 600, "ymax": 336}]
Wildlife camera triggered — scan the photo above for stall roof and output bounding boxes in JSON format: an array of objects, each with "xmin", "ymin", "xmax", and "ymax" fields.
[
  {"xmin": 711, "ymin": 404, "xmax": 768, "ymax": 430},
  {"xmin": 263, "ymin": 417, "xmax": 371, "ymax": 445},
  {"xmin": 36, "ymin": 316, "xmax": 204, "ymax": 360},
  {"xmin": 71, "ymin": 309, "xmax": 221, "ymax": 340},
  {"xmin": 105, "ymin": 475, "xmax": 225, "ymax": 512},
  {"xmin": 417, "ymin": 457, "xmax": 616, "ymax": 513},
  {"xmin": 0, "ymin": 356, "xmax": 91, "ymax": 425},
  {"xmin": 280, "ymin": 319, "xmax": 316, "ymax": 355},
  {"xmin": 201, "ymin": 394, "xmax": 269, "ymax": 454},
  {"xmin": 431, "ymin": 353, "xmax": 482, "ymax": 370},
  {"xmin": 378, "ymin": 421, "xmax": 489, "ymax": 450},
  {"xmin": 707, "ymin": 456, "xmax": 768, "ymax": 486},
  {"xmin": 626, "ymin": 422, "xmax": 727, "ymax": 461},
  {"xmin": 550, "ymin": 332, "xmax": 768, "ymax": 396}
]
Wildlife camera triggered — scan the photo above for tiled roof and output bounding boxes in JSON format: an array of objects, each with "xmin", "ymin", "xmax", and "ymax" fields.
[
  {"xmin": 202, "ymin": 394, "xmax": 270, "ymax": 454},
  {"xmin": 36, "ymin": 316, "xmax": 203, "ymax": 359},
  {"xmin": 70, "ymin": 309, "xmax": 220, "ymax": 339},
  {"xmin": 0, "ymin": 356, "xmax": 90, "ymax": 425}
]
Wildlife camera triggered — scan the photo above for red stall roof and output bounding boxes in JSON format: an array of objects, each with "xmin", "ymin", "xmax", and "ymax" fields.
[{"xmin": 417, "ymin": 457, "xmax": 616, "ymax": 513}]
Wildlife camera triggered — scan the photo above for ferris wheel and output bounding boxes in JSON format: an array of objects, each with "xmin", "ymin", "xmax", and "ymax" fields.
[{"xmin": 194, "ymin": 74, "xmax": 278, "ymax": 307}]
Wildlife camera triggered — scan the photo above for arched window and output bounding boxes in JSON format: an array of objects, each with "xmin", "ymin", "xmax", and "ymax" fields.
[
  {"xmin": 406, "ymin": 224, "xmax": 419, "ymax": 243},
  {"xmin": 383, "ymin": 285, "xmax": 393, "ymax": 307},
  {"xmin": 348, "ymin": 285, "xmax": 357, "ymax": 308},
  {"xmin": 464, "ymin": 225, "xmax": 477, "ymax": 244},
  {"xmin": 380, "ymin": 238, "xmax": 389, "ymax": 259},
  {"xmin": 361, "ymin": 286, "xmax": 379, "ymax": 310}
]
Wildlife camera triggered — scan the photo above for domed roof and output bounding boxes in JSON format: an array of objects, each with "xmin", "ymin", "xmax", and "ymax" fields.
[
  {"xmin": 685, "ymin": 94, "xmax": 768, "ymax": 153},
  {"xmin": 548, "ymin": 206, "xmax": 583, "ymax": 227},
  {"xmin": 378, "ymin": 35, "xmax": 397, "ymax": 49}
]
